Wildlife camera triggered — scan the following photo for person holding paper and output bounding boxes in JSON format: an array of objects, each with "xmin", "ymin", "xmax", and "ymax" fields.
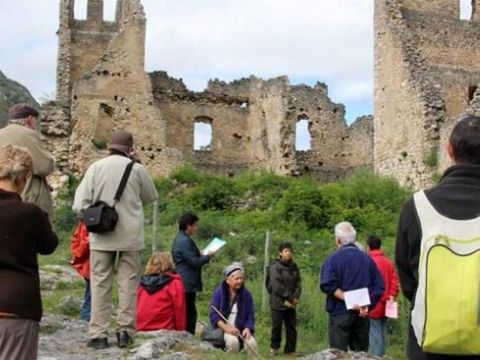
[
  {"xmin": 367, "ymin": 235, "xmax": 399, "ymax": 357},
  {"xmin": 320, "ymin": 222, "xmax": 384, "ymax": 352},
  {"xmin": 172, "ymin": 213, "xmax": 216, "ymax": 334}
]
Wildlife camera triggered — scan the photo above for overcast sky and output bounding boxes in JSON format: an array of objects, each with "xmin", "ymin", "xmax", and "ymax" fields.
[{"xmin": 0, "ymin": 1, "xmax": 473, "ymax": 125}]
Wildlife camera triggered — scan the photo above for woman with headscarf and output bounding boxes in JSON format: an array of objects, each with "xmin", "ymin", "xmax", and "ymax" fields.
[
  {"xmin": 209, "ymin": 262, "xmax": 259, "ymax": 355},
  {"xmin": 0, "ymin": 145, "xmax": 58, "ymax": 360},
  {"xmin": 137, "ymin": 252, "xmax": 186, "ymax": 331}
]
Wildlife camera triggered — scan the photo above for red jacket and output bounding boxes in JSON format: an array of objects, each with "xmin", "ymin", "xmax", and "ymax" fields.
[
  {"xmin": 70, "ymin": 222, "xmax": 90, "ymax": 279},
  {"xmin": 368, "ymin": 249, "xmax": 399, "ymax": 319},
  {"xmin": 137, "ymin": 272, "xmax": 186, "ymax": 331}
]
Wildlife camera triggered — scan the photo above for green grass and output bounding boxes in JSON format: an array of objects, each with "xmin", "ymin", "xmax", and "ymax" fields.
[{"xmin": 45, "ymin": 167, "xmax": 412, "ymax": 359}]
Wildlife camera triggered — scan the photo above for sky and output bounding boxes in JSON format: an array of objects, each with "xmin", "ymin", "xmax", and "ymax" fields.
[{"xmin": 0, "ymin": 0, "xmax": 473, "ymax": 130}]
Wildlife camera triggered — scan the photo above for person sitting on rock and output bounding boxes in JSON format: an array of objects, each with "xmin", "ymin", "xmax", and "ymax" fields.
[
  {"xmin": 137, "ymin": 252, "xmax": 186, "ymax": 331},
  {"xmin": 209, "ymin": 262, "xmax": 259, "ymax": 356},
  {"xmin": 0, "ymin": 145, "xmax": 58, "ymax": 360}
]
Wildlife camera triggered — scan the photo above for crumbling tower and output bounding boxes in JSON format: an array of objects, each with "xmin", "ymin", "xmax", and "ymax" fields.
[
  {"xmin": 56, "ymin": 0, "xmax": 124, "ymax": 103},
  {"xmin": 374, "ymin": 0, "xmax": 480, "ymax": 187}
]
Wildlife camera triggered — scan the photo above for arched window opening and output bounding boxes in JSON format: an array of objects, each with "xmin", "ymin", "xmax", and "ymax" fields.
[
  {"xmin": 104, "ymin": 0, "xmax": 117, "ymax": 21},
  {"xmin": 74, "ymin": 0, "xmax": 88, "ymax": 20},
  {"xmin": 194, "ymin": 118, "xmax": 213, "ymax": 151},
  {"xmin": 460, "ymin": 0, "xmax": 474, "ymax": 20},
  {"xmin": 295, "ymin": 118, "xmax": 312, "ymax": 151}
]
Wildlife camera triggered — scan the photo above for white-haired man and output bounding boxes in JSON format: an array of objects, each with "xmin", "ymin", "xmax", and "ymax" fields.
[
  {"xmin": 320, "ymin": 222, "xmax": 384, "ymax": 352},
  {"xmin": 0, "ymin": 104, "xmax": 54, "ymax": 219}
]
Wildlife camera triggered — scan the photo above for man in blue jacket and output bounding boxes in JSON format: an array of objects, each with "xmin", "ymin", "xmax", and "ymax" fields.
[
  {"xmin": 320, "ymin": 222, "xmax": 384, "ymax": 352},
  {"xmin": 172, "ymin": 213, "xmax": 215, "ymax": 334}
]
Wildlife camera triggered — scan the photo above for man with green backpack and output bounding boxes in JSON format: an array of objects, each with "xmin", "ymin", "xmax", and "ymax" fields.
[{"xmin": 396, "ymin": 115, "xmax": 480, "ymax": 359}]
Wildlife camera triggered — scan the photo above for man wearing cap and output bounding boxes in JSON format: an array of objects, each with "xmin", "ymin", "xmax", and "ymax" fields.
[
  {"xmin": 0, "ymin": 103, "xmax": 54, "ymax": 219},
  {"xmin": 73, "ymin": 130, "xmax": 158, "ymax": 350}
]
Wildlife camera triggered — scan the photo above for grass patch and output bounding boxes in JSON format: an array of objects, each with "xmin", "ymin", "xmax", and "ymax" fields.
[{"xmin": 46, "ymin": 166, "xmax": 411, "ymax": 358}]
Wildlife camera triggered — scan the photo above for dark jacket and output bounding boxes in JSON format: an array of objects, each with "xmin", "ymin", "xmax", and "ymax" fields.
[
  {"xmin": 0, "ymin": 189, "xmax": 58, "ymax": 321},
  {"xmin": 396, "ymin": 164, "xmax": 480, "ymax": 360},
  {"xmin": 210, "ymin": 281, "xmax": 255, "ymax": 332},
  {"xmin": 320, "ymin": 243, "xmax": 384, "ymax": 316},
  {"xmin": 268, "ymin": 259, "xmax": 301, "ymax": 311},
  {"xmin": 171, "ymin": 231, "xmax": 210, "ymax": 292}
]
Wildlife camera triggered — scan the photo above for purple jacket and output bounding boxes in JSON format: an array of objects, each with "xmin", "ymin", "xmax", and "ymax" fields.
[{"xmin": 209, "ymin": 281, "xmax": 255, "ymax": 332}]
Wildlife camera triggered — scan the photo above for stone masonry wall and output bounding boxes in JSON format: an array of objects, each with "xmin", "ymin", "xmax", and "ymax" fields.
[
  {"xmin": 152, "ymin": 72, "xmax": 372, "ymax": 179},
  {"xmin": 69, "ymin": 0, "xmax": 183, "ymax": 177},
  {"xmin": 49, "ymin": 0, "xmax": 373, "ymax": 181},
  {"xmin": 374, "ymin": 0, "xmax": 480, "ymax": 187}
]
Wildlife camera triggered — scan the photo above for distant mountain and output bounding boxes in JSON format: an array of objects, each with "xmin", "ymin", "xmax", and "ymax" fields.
[{"xmin": 0, "ymin": 71, "xmax": 39, "ymax": 128}]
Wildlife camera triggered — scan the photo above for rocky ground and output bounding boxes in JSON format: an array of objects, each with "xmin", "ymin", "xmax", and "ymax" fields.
[
  {"xmin": 38, "ymin": 315, "xmax": 213, "ymax": 360},
  {"xmin": 38, "ymin": 265, "xmax": 388, "ymax": 360}
]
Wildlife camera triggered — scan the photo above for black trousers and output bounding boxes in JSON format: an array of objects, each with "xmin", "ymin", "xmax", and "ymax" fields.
[
  {"xmin": 271, "ymin": 308, "xmax": 297, "ymax": 353},
  {"xmin": 185, "ymin": 292, "xmax": 197, "ymax": 335},
  {"xmin": 328, "ymin": 311, "xmax": 369, "ymax": 352}
]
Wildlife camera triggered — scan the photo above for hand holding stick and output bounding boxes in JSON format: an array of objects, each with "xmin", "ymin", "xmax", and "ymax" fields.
[{"xmin": 210, "ymin": 305, "xmax": 263, "ymax": 359}]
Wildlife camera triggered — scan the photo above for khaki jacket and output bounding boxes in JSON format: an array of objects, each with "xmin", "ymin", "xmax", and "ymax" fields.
[
  {"xmin": 72, "ymin": 155, "xmax": 158, "ymax": 252},
  {"xmin": 0, "ymin": 124, "xmax": 55, "ymax": 218}
]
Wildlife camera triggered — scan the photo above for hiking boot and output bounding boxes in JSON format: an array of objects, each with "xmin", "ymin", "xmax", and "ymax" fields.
[
  {"xmin": 116, "ymin": 331, "xmax": 133, "ymax": 348},
  {"xmin": 87, "ymin": 338, "xmax": 109, "ymax": 349}
]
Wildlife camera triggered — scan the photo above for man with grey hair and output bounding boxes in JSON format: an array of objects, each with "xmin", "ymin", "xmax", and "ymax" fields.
[
  {"xmin": 320, "ymin": 221, "xmax": 384, "ymax": 352},
  {"xmin": 0, "ymin": 103, "xmax": 54, "ymax": 219}
]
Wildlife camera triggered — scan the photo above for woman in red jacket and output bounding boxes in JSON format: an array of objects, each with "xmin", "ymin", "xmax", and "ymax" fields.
[
  {"xmin": 367, "ymin": 235, "xmax": 400, "ymax": 357},
  {"xmin": 137, "ymin": 252, "xmax": 186, "ymax": 331}
]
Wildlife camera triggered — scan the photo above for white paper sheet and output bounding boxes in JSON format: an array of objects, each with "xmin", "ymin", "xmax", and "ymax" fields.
[
  {"xmin": 344, "ymin": 287, "xmax": 371, "ymax": 310},
  {"xmin": 202, "ymin": 237, "xmax": 226, "ymax": 255},
  {"xmin": 385, "ymin": 299, "xmax": 398, "ymax": 319}
]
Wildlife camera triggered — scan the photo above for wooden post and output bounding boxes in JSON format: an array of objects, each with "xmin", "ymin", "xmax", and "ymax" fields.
[
  {"xmin": 261, "ymin": 231, "xmax": 271, "ymax": 313},
  {"xmin": 151, "ymin": 200, "xmax": 158, "ymax": 253}
]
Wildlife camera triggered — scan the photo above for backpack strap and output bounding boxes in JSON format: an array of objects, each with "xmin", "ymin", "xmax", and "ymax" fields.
[{"xmin": 113, "ymin": 161, "xmax": 135, "ymax": 204}]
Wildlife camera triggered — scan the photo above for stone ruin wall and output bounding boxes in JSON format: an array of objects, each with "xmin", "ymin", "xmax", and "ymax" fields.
[
  {"xmin": 153, "ymin": 71, "xmax": 373, "ymax": 181},
  {"xmin": 375, "ymin": 0, "xmax": 480, "ymax": 187},
  {"xmin": 42, "ymin": 0, "xmax": 373, "ymax": 181}
]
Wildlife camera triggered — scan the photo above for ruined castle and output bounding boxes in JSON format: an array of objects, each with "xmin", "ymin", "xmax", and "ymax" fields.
[
  {"xmin": 374, "ymin": 0, "xmax": 480, "ymax": 187},
  {"xmin": 41, "ymin": 0, "xmax": 373, "ymax": 181},
  {"xmin": 42, "ymin": 0, "xmax": 480, "ymax": 186}
]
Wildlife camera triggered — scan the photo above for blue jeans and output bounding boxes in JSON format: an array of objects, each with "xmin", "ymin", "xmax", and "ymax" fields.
[
  {"xmin": 81, "ymin": 279, "xmax": 91, "ymax": 321},
  {"xmin": 369, "ymin": 318, "xmax": 387, "ymax": 357}
]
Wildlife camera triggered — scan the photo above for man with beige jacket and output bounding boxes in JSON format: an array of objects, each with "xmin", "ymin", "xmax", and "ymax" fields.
[
  {"xmin": 0, "ymin": 104, "xmax": 55, "ymax": 219},
  {"xmin": 73, "ymin": 130, "xmax": 158, "ymax": 350}
]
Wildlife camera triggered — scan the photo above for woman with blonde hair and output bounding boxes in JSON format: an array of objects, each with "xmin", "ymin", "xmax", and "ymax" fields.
[
  {"xmin": 0, "ymin": 145, "xmax": 58, "ymax": 359},
  {"xmin": 137, "ymin": 252, "xmax": 186, "ymax": 331}
]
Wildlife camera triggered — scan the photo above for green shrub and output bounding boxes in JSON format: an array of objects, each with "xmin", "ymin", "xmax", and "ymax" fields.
[
  {"xmin": 275, "ymin": 181, "xmax": 331, "ymax": 229},
  {"xmin": 424, "ymin": 147, "xmax": 438, "ymax": 168},
  {"xmin": 171, "ymin": 164, "xmax": 205, "ymax": 185}
]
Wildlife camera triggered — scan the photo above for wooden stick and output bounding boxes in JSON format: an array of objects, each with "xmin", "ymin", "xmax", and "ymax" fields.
[{"xmin": 210, "ymin": 305, "xmax": 264, "ymax": 359}]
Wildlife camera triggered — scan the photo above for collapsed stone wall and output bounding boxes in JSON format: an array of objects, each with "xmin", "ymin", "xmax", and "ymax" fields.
[
  {"xmin": 374, "ymin": 0, "xmax": 480, "ymax": 187},
  {"xmin": 47, "ymin": 0, "xmax": 373, "ymax": 181},
  {"xmin": 152, "ymin": 71, "xmax": 373, "ymax": 179}
]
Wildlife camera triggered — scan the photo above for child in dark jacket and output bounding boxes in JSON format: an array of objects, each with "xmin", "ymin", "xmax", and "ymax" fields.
[{"xmin": 267, "ymin": 242, "xmax": 301, "ymax": 355}]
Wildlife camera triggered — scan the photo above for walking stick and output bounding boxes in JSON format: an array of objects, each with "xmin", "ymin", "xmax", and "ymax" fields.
[{"xmin": 210, "ymin": 305, "xmax": 264, "ymax": 359}]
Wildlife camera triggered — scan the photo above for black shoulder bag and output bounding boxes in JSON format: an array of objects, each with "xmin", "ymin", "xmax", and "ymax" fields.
[{"xmin": 82, "ymin": 161, "xmax": 135, "ymax": 233}]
